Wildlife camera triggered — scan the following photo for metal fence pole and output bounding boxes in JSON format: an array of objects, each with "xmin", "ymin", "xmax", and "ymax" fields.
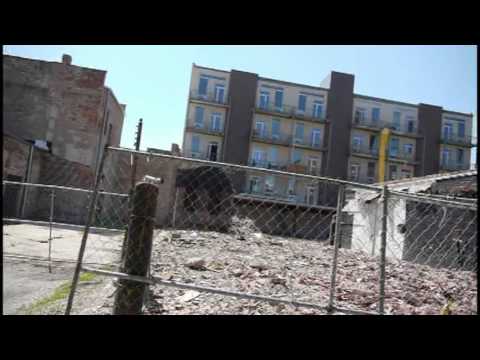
[
  {"xmin": 64, "ymin": 143, "xmax": 109, "ymax": 315},
  {"xmin": 378, "ymin": 184, "xmax": 389, "ymax": 314},
  {"xmin": 48, "ymin": 189, "xmax": 55, "ymax": 274},
  {"xmin": 327, "ymin": 185, "xmax": 345, "ymax": 312}
]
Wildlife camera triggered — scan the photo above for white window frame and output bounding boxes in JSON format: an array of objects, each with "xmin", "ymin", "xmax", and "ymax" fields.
[
  {"xmin": 313, "ymin": 101, "xmax": 323, "ymax": 119},
  {"xmin": 443, "ymin": 123, "xmax": 453, "ymax": 140},
  {"xmin": 249, "ymin": 176, "xmax": 261, "ymax": 194},
  {"xmin": 350, "ymin": 163, "xmax": 360, "ymax": 181},
  {"xmin": 311, "ymin": 129, "xmax": 321, "ymax": 148},
  {"xmin": 308, "ymin": 157, "xmax": 319, "ymax": 175},
  {"xmin": 264, "ymin": 175, "xmax": 275, "ymax": 195},
  {"xmin": 294, "ymin": 123, "xmax": 305, "ymax": 144},
  {"xmin": 211, "ymin": 113, "xmax": 222, "ymax": 132},
  {"xmin": 404, "ymin": 143, "xmax": 413, "ymax": 155},
  {"xmin": 214, "ymin": 84, "xmax": 225, "ymax": 103},
  {"xmin": 305, "ymin": 186, "xmax": 316, "ymax": 205},
  {"xmin": 207, "ymin": 142, "xmax": 219, "ymax": 161},
  {"xmin": 355, "ymin": 107, "xmax": 366, "ymax": 123},
  {"xmin": 259, "ymin": 91, "xmax": 270, "ymax": 109},
  {"xmin": 352, "ymin": 136, "xmax": 363, "ymax": 152},
  {"xmin": 254, "ymin": 120, "xmax": 266, "ymax": 138}
]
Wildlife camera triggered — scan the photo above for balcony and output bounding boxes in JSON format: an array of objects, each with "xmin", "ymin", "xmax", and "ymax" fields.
[
  {"xmin": 439, "ymin": 159, "xmax": 470, "ymax": 171},
  {"xmin": 248, "ymin": 159, "xmax": 288, "ymax": 171},
  {"xmin": 184, "ymin": 150, "xmax": 220, "ymax": 162},
  {"xmin": 350, "ymin": 144, "xmax": 379, "ymax": 158},
  {"xmin": 353, "ymin": 117, "xmax": 419, "ymax": 137},
  {"xmin": 291, "ymin": 136, "xmax": 324, "ymax": 151},
  {"xmin": 440, "ymin": 133, "xmax": 477, "ymax": 147},
  {"xmin": 251, "ymin": 129, "xmax": 291, "ymax": 146},
  {"xmin": 388, "ymin": 149, "xmax": 416, "ymax": 163},
  {"xmin": 255, "ymin": 103, "xmax": 327, "ymax": 123},
  {"xmin": 186, "ymin": 124, "xmax": 224, "ymax": 136},
  {"xmin": 189, "ymin": 90, "xmax": 228, "ymax": 107}
]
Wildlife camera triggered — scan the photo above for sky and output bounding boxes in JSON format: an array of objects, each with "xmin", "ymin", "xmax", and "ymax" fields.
[{"xmin": 3, "ymin": 45, "xmax": 477, "ymax": 165}]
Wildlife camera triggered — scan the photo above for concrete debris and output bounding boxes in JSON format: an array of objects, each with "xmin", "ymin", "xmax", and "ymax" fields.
[{"xmin": 139, "ymin": 229, "xmax": 476, "ymax": 315}]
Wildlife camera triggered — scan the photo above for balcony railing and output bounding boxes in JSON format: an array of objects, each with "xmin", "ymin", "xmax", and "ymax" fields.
[
  {"xmin": 439, "ymin": 160, "xmax": 470, "ymax": 171},
  {"xmin": 190, "ymin": 90, "xmax": 228, "ymax": 105},
  {"xmin": 186, "ymin": 124, "xmax": 224, "ymax": 135},
  {"xmin": 388, "ymin": 149, "xmax": 416, "ymax": 162},
  {"xmin": 255, "ymin": 103, "xmax": 327, "ymax": 122},
  {"xmin": 291, "ymin": 135, "xmax": 323, "ymax": 150},
  {"xmin": 440, "ymin": 133, "xmax": 477, "ymax": 147},
  {"xmin": 252, "ymin": 129, "xmax": 291, "ymax": 146},
  {"xmin": 353, "ymin": 117, "xmax": 418, "ymax": 135},
  {"xmin": 248, "ymin": 159, "xmax": 288, "ymax": 170},
  {"xmin": 351, "ymin": 144, "xmax": 379, "ymax": 157},
  {"xmin": 184, "ymin": 150, "xmax": 221, "ymax": 161}
]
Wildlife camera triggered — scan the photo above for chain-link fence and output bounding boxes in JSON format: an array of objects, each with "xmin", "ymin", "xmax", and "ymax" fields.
[{"xmin": 16, "ymin": 145, "xmax": 475, "ymax": 315}]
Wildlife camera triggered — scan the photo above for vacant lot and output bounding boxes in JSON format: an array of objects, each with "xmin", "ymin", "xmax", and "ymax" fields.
[{"xmin": 3, "ymin": 223, "xmax": 122, "ymax": 314}]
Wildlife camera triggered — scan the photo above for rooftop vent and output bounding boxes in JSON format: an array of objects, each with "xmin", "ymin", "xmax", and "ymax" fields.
[{"xmin": 62, "ymin": 54, "xmax": 72, "ymax": 65}]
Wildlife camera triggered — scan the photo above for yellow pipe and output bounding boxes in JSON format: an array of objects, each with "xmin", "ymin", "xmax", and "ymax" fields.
[{"xmin": 378, "ymin": 128, "xmax": 390, "ymax": 183}]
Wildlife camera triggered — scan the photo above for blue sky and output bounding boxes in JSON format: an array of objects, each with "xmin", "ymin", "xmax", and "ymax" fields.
[{"xmin": 3, "ymin": 45, "xmax": 477, "ymax": 165}]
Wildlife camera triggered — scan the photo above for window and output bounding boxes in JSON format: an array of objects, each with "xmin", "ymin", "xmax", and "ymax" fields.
[
  {"xmin": 191, "ymin": 135, "xmax": 200, "ymax": 154},
  {"xmin": 294, "ymin": 123, "xmax": 305, "ymax": 143},
  {"xmin": 298, "ymin": 94, "xmax": 307, "ymax": 112},
  {"xmin": 271, "ymin": 119, "xmax": 280, "ymax": 139},
  {"xmin": 305, "ymin": 186, "xmax": 316, "ymax": 205},
  {"xmin": 350, "ymin": 163, "xmax": 360, "ymax": 181},
  {"xmin": 259, "ymin": 91, "xmax": 269, "ymax": 109},
  {"xmin": 252, "ymin": 149, "xmax": 267, "ymax": 167},
  {"xmin": 389, "ymin": 165, "xmax": 398, "ymax": 180},
  {"xmin": 269, "ymin": 147, "xmax": 278, "ymax": 166},
  {"xmin": 406, "ymin": 116, "xmax": 415, "ymax": 133},
  {"xmin": 404, "ymin": 143, "xmax": 413, "ymax": 156},
  {"xmin": 372, "ymin": 108, "xmax": 380, "ymax": 123},
  {"xmin": 293, "ymin": 149, "xmax": 303, "ymax": 164},
  {"xmin": 287, "ymin": 178, "xmax": 296, "ymax": 199},
  {"xmin": 198, "ymin": 77, "xmax": 208, "ymax": 96},
  {"xmin": 274, "ymin": 90, "xmax": 283, "ymax": 110},
  {"xmin": 265, "ymin": 176, "xmax": 275, "ymax": 195},
  {"xmin": 457, "ymin": 148, "xmax": 464, "ymax": 164},
  {"xmin": 194, "ymin": 106, "xmax": 204, "ymax": 128},
  {"xmin": 313, "ymin": 101, "xmax": 323, "ymax": 119},
  {"xmin": 311, "ymin": 129, "xmax": 321, "ymax": 148},
  {"xmin": 443, "ymin": 123, "xmax": 453, "ymax": 140},
  {"xmin": 401, "ymin": 169, "xmax": 412, "ymax": 179},
  {"xmin": 249, "ymin": 177, "xmax": 261, "ymax": 193},
  {"xmin": 441, "ymin": 149, "xmax": 450, "ymax": 166},
  {"xmin": 367, "ymin": 162, "xmax": 376, "ymax": 179},
  {"xmin": 369, "ymin": 135, "xmax": 378, "ymax": 154},
  {"xmin": 308, "ymin": 157, "xmax": 319, "ymax": 175},
  {"xmin": 354, "ymin": 108, "xmax": 366, "ymax": 123},
  {"xmin": 352, "ymin": 136, "xmax": 363, "ymax": 152},
  {"xmin": 214, "ymin": 84, "xmax": 225, "ymax": 103},
  {"xmin": 393, "ymin": 111, "xmax": 401, "ymax": 131},
  {"xmin": 208, "ymin": 142, "xmax": 218, "ymax": 161},
  {"xmin": 389, "ymin": 138, "xmax": 400, "ymax": 157},
  {"xmin": 255, "ymin": 120, "xmax": 266, "ymax": 137},
  {"xmin": 458, "ymin": 122, "xmax": 465, "ymax": 138},
  {"xmin": 211, "ymin": 113, "xmax": 222, "ymax": 132}
]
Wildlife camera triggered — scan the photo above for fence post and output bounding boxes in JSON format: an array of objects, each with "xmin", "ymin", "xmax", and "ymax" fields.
[
  {"xmin": 378, "ymin": 184, "xmax": 389, "ymax": 314},
  {"xmin": 113, "ymin": 181, "xmax": 159, "ymax": 315},
  {"xmin": 48, "ymin": 189, "xmax": 55, "ymax": 274},
  {"xmin": 327, "ymin": 184, "xmax": 345, "ymax": 313},
  {"xmin": 64, "ymin": 141, "xmax": 110, "ymax": 315}
]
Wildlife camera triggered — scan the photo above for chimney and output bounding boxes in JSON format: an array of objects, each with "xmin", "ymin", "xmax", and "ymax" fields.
[
  {"xmin": 171, "ymin": 143, "xmax": 180, "ymax": 155},
  {"xmin": 62, "ymin": 54, "xmax": 72, "ymax": 65}
]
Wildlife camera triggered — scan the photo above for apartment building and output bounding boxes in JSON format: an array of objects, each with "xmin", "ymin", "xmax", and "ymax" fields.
[{"xmin": 182, "ymin": 64, "xmax": 475, "ymax": 205}]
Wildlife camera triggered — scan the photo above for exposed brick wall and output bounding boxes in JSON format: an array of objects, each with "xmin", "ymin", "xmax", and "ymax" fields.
[{"xmin": 3, "ymin": 55, "xmax": 124, "ymax": 169}]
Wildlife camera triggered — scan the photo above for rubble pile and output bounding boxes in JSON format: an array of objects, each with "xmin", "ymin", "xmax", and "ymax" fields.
[{"xmin": 141, "ymin": 229, "xmax": 477, "ymax": 315}]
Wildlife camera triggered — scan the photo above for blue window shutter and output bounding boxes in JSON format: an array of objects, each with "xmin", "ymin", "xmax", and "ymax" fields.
[
  {"xmin": 195, "ymin": 107, "xmax": 204, "ymax": 126},
  {"xmin": 298, "ymin": 95, "xmax": 306, "ymax": 111},
  {"xmin": 275, "ymin": 90, "xmax": 283, "ymax": 108},
  {"xmin": 198, "ymin": 78, "xmax": 208, "ymax": 95},
  {"xmin": 272, "ymin": 119, "xmax": 280, "ymax": 136},
  {"xmin": 192, "ymin": 136, "xmax": 200, "ymax": 152},
  {"xmin": 458, "ymin": 122, "xmax": 465, "ymax": 137}
]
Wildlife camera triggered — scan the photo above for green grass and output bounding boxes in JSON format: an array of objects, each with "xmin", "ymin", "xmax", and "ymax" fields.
[{"xmin": 20, "ymin": 271, "xmax": 97, "ymax": 315}]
